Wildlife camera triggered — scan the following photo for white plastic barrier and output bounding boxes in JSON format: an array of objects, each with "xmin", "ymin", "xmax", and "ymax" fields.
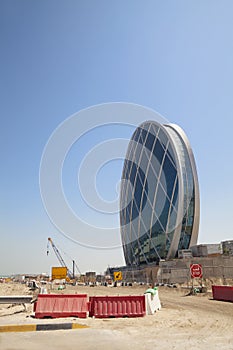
[
  {"xmin": 145, "ymin": 288, "xmax": 161, "ymax": 315},
  {"xmin": 39, "ymin": 287, "xmax": 48, "ymax": 294}
]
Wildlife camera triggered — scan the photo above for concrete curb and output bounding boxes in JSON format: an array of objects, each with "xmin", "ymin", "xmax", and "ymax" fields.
[{"xmin": 0, "ymin": 323, "xmax": 88, "ymax": 333}]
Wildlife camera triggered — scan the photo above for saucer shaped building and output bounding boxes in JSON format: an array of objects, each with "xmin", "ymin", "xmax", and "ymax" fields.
[{"xmin": 120, "ymin": 121, "xmax": 200, "ymax": 266}]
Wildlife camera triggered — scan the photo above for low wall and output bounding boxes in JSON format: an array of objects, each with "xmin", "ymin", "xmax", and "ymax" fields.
[
  {"xmin": 157, "ymin": 256, "xmax": 233, "ymax": 284},
  {"xmin": 109, "ymin": 256, "xmax": 233, "ymax": 285}
]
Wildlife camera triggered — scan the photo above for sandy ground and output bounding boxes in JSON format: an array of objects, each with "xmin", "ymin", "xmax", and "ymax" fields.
[{"xmin": 0, "ymin": 282, "xmax": 233, "ymax": 349}]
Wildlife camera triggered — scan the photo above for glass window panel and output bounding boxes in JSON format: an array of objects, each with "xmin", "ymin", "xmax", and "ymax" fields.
[
  {"xmin": 167, "ymin": 206, "xmax": 177, "ymax": 233},
  {"xmin": 123, "ymin": 160, "xmax": 131, "ymax": 179},
  {"xmin": 132, "ymin": 128, "xmax": 141, "ymax": 142},
  {"xmin": 150, "ymin": 219, "xmax": 163, "ymax": 238},
  {"xmin": 154, "ymin": 185, "xmax": 170, "ymax": 230},
  {"xmin": 134, "ymin": 177, "xmax": 143, "ymax": 205},
  {"xmin": 131, "ymin": 223, "xmax": 138, "ymax": 243},
  {"xmin": 146, "ymin": 165, "xmax": 157, "ymax": 204},
  {"xmin": 137, "ymin": 163, "xmax": 146, "ymax": 185},
  {"xmin": 150, "ymin": 154, "xmax": 161, "ymax": 179},
  {"xmin": 133, "ymin": 146, "xmax": 142, "ymax": 165},
  {"xmin": 153, "ymin": 140, "xmax": 164, "ymax": 165},
  {"xmin": 162, "ymin": 155, "xmax": 177, "ymax": 200},
  {"xmin": 126, "ymin": 141, "xmax": 135, "ymax": 160},
  {"xmin": 139, "ymin": 151, "xmax": 149, "ymax": 181},
  {"xmin": 145, "ymin": 132, "xmax": 155, "ymax": 151},
  {"xmin": 129, "ymin": 162, "xmax": 137, "ymax": 184},
  {"xmin": 137, "ymin": 129, "xmax": 144, "ymax": 145},
  {"xmin": 166, "ymin": 143, "xmax": 177, "ymax": 168},
  {"xmin": 140, "ymin": 182, "xmax": 148, "ymax": 212},
  {"xmin": 131, "ymin": 200, "xmax": 139, "ymax": 221},
  {"xmin": 159, "ymin": 199, "xmax": 170, "ymax": 231},
  {"xmin": 158, "ymin": 128, "xmax": 169, "ymax": 149},
  {"xmin": 140, "ymin": 122, "xmax": 151, "ymax": 133},
  {"xmin": 140, "ymin": 128, "xmax": 148, "ymax": 143},
  {"xmin": 139, "ymin": 203, "xmax": 153, "ymax": 237},
  {"xmin": 125, "ymin": 204, "xmax": 131, "ymax": 225},
  {"xmin": 151, "ymin": 124, "xmax": 159, "ymax": 136}
]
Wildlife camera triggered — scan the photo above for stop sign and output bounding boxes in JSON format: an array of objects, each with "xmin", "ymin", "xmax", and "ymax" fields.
[{"xmin": 190, "ymin": 264, "xmax": 203, "ymax": 278}]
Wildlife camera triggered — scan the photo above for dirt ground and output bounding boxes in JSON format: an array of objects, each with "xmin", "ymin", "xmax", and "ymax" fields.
[{"xmin": 0, "ymin": 282, "xmax": 233, "ymax": 349}]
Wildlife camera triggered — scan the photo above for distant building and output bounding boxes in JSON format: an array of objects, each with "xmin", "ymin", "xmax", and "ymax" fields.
[
  {"xmin": 178, "ymin": 249, "xmax": 193, "ymax": 259},
  {"xmin": 85, "ymin": 271, "xmax": 96, "ymax": 283},
  {"xmin": 191, "ymin": 244, "xmax": 222, "ymax": 257},
  {"xmin": 222, "ymin": 240, "xmax": 233, "ymax": 256}
]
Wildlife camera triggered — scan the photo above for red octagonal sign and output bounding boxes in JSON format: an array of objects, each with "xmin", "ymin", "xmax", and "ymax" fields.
[{"xmin": 190, "ymin": 264, "xmax": 203, "ymax": 278}]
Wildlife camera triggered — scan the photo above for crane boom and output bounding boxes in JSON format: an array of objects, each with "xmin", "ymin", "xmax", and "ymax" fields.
[{"xmin": 47, "ymin": 237, "xmax": 73, "ymax": 278}]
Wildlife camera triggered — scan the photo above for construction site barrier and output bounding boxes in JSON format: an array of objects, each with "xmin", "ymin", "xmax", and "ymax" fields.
[
  {"xmin": 212, "ymin": 285, "xmax": 233, "ymax": 302},
  {"xmin": 145, "ymin": 289, "xmax": 161, "ymax": 315},
  {"xmin": 89, "ymin": 295, "xmax": 146, "ymax": 318},
  {"xmin": 34, "ymin": 294, "xmax": 89, "ymax": 318}
]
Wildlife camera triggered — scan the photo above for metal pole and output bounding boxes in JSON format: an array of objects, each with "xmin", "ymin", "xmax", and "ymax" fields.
[{"xmin": 72, "ymin": 260, "xmax": 75, "ymax": 279}]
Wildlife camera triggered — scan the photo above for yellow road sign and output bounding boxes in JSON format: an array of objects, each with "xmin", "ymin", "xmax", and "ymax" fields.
[
  {"xmin": 114, "ymin": 271, "xmax": 122, "ymax": 281},
  {"xmin": 51, "ymin": 267, "xmax": 67, "ymax": 280}
]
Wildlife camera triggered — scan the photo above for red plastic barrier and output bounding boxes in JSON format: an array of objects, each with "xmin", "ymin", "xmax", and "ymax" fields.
[
  {"xmin": 89, "ymin": 295, "xmax": 146, "ymax": 318},
  {"xmin": 34, "ymin": 294, "xmax": 89, "ymax": 318},
  {"xmin": 212, "ymin": 285, "xmax": 233, "ymax": 302}
]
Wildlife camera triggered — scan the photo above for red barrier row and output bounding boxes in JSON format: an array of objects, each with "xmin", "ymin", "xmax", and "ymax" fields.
[
  {"xmin": 89, "ymin": 295, "xmax": 146, "ymax": 318},
  {"xmin": 34, "ymin": 294, "xmax": 89, "ymax": 318},
  {"xmin": 212, "ymin": 285, "xmax": 233, "ymax": 303},
  {"xmin": 34, "ymin": 294, "xmax": 146, "ymax": 319}
]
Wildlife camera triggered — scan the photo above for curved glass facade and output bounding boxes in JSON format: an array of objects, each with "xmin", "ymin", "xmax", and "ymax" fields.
[{"xmin": 120, "ymin": 121, "xmax": 199, "ymax": 266}]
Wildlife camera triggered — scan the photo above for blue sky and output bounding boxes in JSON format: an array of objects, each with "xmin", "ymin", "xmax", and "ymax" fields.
[{"xmin": 1, "ymin": 1, "xmax": 233, "ymax": 275}]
